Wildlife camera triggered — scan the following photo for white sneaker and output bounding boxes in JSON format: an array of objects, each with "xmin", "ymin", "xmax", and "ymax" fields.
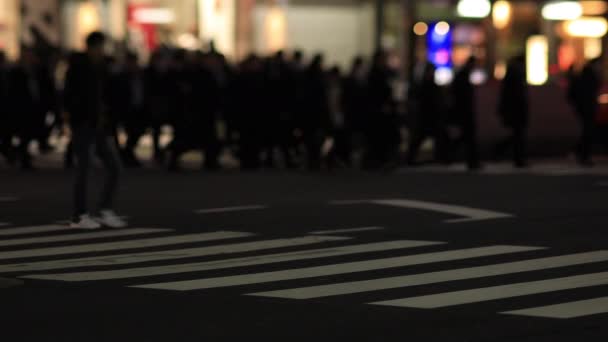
[
  {"xmin": 70, "ymin": 214, "xmax": 102, "ymax": 230},
  {"xmin": 96, "ymin": 210, "xmax": 128, "ymax": 228}
]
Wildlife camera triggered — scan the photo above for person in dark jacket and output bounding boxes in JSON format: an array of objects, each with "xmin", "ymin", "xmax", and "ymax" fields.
[
  {"xmin": 64, "ymin": 31, "xmax": 126, "ymax": 229},
  {"xmin": 231, "ymin": 54, "xmax": 266, "ymax": 170},
  {"xmin": 496, "ymin": 55, "xmax": 529, "ymax": 168},
  {"xmin": 107, "ymin": 52, "xmax": 146, "ymax": 167},
  {"xmin": 452, "ymin": 56, "xmax": 481, "ymax": 170},
  {"xmin": 0, "ymin": 51, "xmax": 16, "ymax": 165},
  {"xmin": 568, "ymin": 58, "xmax": 602, "ymax": 166},
  {"xmin": 6, "ymin": 47, "xmax": 55, "ymax": 170},
  {"xmin": 405, "ymin": 59, "xmax": 448, "ymax": 165},
  {"xmin": 264, "ymin": 51, "xmax": 296, "ymax": 168},
  {"xmin": 342, "ymin": 56, "xmax": 369, "ymax": 166},
  {"xmin": 143, "ymin": 49, "xmax": 174, "ymax": 165},
  {"xmin": 302, "ymin": 54, "xmax": 329, "ymax": 170},
  {"xmin": 365, "ymin": 50, "xmax": 398, "ymax": 169}
]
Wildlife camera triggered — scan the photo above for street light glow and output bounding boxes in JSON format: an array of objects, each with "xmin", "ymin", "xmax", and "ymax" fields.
[
  {"xmin": 564, "ymin": 17, "xmax": 608, "ymax": 38},
  {"xmin": 434, "ymin": 21, "xmax": 451, "ymax": 36},
  {"xmin": 413, "ymin": 22, "xmax": 428, "ymax": 36},
  {"xmin": 526, "ymin": 35, "xmax": 548, "ymax": 86},
  {"xmin": 493, "ymin": 1, "xmax": 512, "ymax": 29},
  {"xmin": 541, "ymin": 1, "xmax": 583, "ymax": 21},
  {"xmin": 457, "ymin": 0, "xmax": 491, "ymax": 18}
]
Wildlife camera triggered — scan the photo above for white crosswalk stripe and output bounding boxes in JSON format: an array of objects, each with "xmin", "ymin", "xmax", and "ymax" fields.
[
  {"xmin": 371, "ymin": 271, "xmax": 608, "ymax": 309},
  {"xmin": 20, "ymin": 240, "xmax": 441, "ymax": 281},
  {"xmin": 0, "ymin": 235, "xmax": 349, "ymax": 273},
  {"xmin": 132, "ymin": 245, "xmax": 541, "ymax": 291},
  {"xmin": 502, "ymin": 297, "xmax": 608, "ymax": 319},
  {"xmin": 2, "ymin": 226, "xmax": 607, "ymax": 320},
  {"xmin": 0, "ymin": 225, "xmax": 80, "ymax": 236},
  {"xmin": 0, "ymin": 231, "xmax": 253, "ymax": 260},
  {"xmin": 249, "ymin": 251, "xmax": 608, "ymax": 299},
  {"xmin": 0, "ymin": 228, "xmax": 171, "ymax": 247}
]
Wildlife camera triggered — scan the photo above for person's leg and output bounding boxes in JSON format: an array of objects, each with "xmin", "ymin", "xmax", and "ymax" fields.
[
  {"xmin": 95, "ymin": 132, "xmax": 122, "ymax": 212},
  {"xmin": 71, "ymin": 126, "xmax": 93, "ymax": 220},
  {"xmin": 406, "ymin": 130, "xmax": 425, "ymax": 166},
  {"xmin": 513, "ymin": 124, "xmax": 527, "ymax": 167},
  {"xmin": 579, "ymin": 114, "xmax": 594, "ymax": 165},
  {"xmin": 463, "ymin": 115, "xmax": 481, "ymax": 169}
]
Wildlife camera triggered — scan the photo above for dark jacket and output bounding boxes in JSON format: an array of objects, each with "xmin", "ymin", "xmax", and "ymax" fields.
[
  {"xmin": 6, "ymin": 65, "xmax": 56, "ymax": 131},
  {"xmin": 498, "ymin": 61, "xmax": 529, "ymax": 127},
  {"xmin": 64, "ymin": 53, "xmax": 109, "ymax": 128}
]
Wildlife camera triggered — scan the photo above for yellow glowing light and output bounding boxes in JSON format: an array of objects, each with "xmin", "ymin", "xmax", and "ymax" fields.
[
  {"xmin": 492, "ymin": 1, "xmax": 512, "ymax": 30},
  {"xmin": 413, "ymin": 22, "xmax": 428, "ymax": 36},
  {"xmin": 434, "ymin": 21, "xmax": 450, "ymax": 36},
  {"xmin": 582, "ymin": 1, "xmax": 608, "ymax": 16},
  {"xmin": 526, "ymin": 35, "xmax": 548, "ymax": 86},
  {"xmin": 79, "ymin": 3, "xmax": 100, "ymax": 33},
  {"xmin": 564, "ymin": 17, "xmax": 608, "ymax": 38},
  {"xmin": 584, "ymin": 38, "xmax": 603, "ymax": 59},
  {"xmin": 494, "ymin": 60, "xmax": 507, "ymax": 80},
  {"xmin": 264, "ymin": 6, "xmax": 287, "ymax": 53},
  {"xmin": 542, "ymin": 1, "xmax": 582, "ymax": 21}
]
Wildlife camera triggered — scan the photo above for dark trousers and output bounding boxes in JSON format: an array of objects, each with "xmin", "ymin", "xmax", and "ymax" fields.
[
  {"xmin": 406, "ymin": 119, "xmax": 449, "ymax": 165},
  {"xmin": 459, "ymin": 114, "xmax": 480, "ymax": 169},
  {"xmin": 0, "ymin": 125, "xmax": 15, "ymax": 163},
  {"xmin": 494, "ymin": 123, "xmax": 527, "ymax": 166},
  {"xmin": 72, "ymin": 125, "xmax": 121, "ymax": 219},
  {"xmin": 577, "ymin": 113, "xmax": 595, "ymax": 163}
]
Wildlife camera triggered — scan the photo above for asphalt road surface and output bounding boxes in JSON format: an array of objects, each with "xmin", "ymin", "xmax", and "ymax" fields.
[{"xmin": 1, "ymin": 161, "xmax": 607, "ymax": 341}]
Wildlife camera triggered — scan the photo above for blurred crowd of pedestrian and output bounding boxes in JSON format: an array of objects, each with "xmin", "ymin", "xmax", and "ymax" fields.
[{"xmin": 0, "ymin": 31, "xmax": 605, "ymax": 173}]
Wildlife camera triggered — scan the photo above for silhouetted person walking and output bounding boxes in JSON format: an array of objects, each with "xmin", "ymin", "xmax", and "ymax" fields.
[
  {"xmin": 108, "ymin": 52, "xmax": 145, "ymax": 167},
  {"xmin": 568, "ymin": 58, "xmax": 602, "ymax": 166},
  {"xmin": 452, "ymin": 56, "xmax": 481, "ymax": 170},
  {"xmin": 0, "ymin": 51, "xmax": 15, "ymax": 165},
  {"xmin": 496, "ymin": 55, "xmax": 529, "ymax": 168},
  {"xmin": 64, "ymin": 32, "xmax": 126, "ymax": 229},
  {"xmin": 7, "ymin": 48, "xmax": 55, "ymax": 170},
  {"xmin": 366, "ymin": 50, "xmax": 398, "ymax": 169},
  {"xmin": 406, "ymin": 59, "xmax": 448, "ymax": 165},
  {"xmin": 302, "ymin": 54, "xmax": 329, "ymax": 170}
]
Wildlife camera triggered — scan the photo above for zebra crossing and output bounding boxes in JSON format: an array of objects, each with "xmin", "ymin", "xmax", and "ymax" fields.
[{"xmin": 0, "ymin": 223, "xmax": 607, "ymax": 320}]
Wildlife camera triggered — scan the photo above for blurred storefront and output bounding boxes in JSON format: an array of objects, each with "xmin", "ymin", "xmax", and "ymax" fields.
[
  {"xmin": 408, "ymin": 0, "xmax": 608, "ymax": 86},
  {"xmin": 0, "ymin": 0, "xmax": 19, "ymax": 59}
]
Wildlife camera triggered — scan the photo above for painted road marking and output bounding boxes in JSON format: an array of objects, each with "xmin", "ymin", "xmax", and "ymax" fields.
[
  {"xmin": 0, "ymin": 225, "xmax": 75, "ymax": 236},
  {"xmin": 22, "ymin": 240, "xmax": 441, "ymax": 281},
  {"xmin": 502, "ymin": 297, "xmax": 608, "ymax": 319},
  {"xmin": 0, "ymin": 235, "xmax": 348, "ymax": 273},
  {"xmin": 195, "ymin": 206, "xmax": 268, "ymax": 214},
  {"xmin": 372, "ymin": 271, "xmax": 608, "ymax": 309},
  {"xmin": 0, "ymin": 197, "xmax": 18, "ymax": 202},
  {"xmin": 0, "ymin": 231, "xmax": 253, "ymax": 261},
  {"xmin": 0, "ymin": 228, "xmax": 171, "ymax": 247},
  {"xmin": 330, "ymin": 199, "xmax": 513, "ymax": 223},
  {"xmin": 250, "ymin": 251, "xmax": 608, "ymax": 299},
  {"xmin": 310, "ymin": 227, "xmax": 384, "ymax": 235},
  {"xmin": 132, "ymin": 245, "xmax": 541, "ymax": 291},
  {"xmin": 55, "ymin": 217, "xmax": 129, "ymax": 225}
]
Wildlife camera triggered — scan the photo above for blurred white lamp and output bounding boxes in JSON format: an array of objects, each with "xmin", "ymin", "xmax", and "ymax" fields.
[
  {"xmin": 457, "ymin": 0, "xmax": 491, "ymax": 18},
  {"xmin": 492, "ymin": 1, "xmax": 512, "ymax": 29},
  {"xmin": 542, "ymin": 1, "xmax": 582, "ymax": 21},
  {"xmin": 526, "ymin": 35, "xmax": 548, "ymax": 85},
  {"xmin": 564, "ymin": 17, "xmax": 608, "ymax": 38}
]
